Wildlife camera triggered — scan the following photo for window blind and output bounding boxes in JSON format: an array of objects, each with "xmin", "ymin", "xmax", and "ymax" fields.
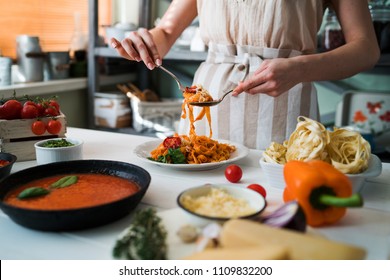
[{"xmin": 0, "ymin": 0, "xmax": 111, "ymax": 59}]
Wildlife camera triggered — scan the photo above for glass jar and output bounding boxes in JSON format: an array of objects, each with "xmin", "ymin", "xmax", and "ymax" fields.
[
  {"xmin": 370, "ymin": 1, "xmax": 390, "ymax": 53},
  {"xmin": 321, "ymin": 9, "xmax": 345, "ymax": 51}
]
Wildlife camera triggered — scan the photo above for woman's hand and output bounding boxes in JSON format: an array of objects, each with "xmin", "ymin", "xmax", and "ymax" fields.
[
  {"xmin": 110, "ymin": 28, "xmax": 162, "ymax": 70},
  {"xmin": 232, "ymin": 58, "xmax": 301, "ymax": 97},
  {"xmin": 110, "ymin": 0, "xmax": 197, "ymax": 71}
]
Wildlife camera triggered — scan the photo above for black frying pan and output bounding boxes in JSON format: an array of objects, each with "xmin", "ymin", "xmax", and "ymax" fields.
[{"xmin": 0, "ymin": 160, "xmax": 151, "ymax": 231}]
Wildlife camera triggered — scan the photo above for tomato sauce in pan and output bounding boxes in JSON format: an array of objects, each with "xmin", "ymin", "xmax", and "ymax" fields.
[{"xmin": 3, "ymin": 173, "xmax": 140, "ymax": 210}]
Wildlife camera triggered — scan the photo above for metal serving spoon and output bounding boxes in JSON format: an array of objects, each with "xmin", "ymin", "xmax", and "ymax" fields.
[
  {"xmin": 188, "ymin": 62, "xmax": 249, "ymax": 107},
  {"xmin": 158, "ymin": 65, "xmax": 186, "ymax": 92},
  {"xmin": 188, "ymin": 89, "xmax": 233, "ymax": 107}
]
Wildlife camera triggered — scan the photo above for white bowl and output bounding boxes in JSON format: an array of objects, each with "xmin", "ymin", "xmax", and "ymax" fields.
[
  {"xmin": 34, "ymin": 138, "xmax": 84, "ymax": 165},
  {"xmin": 177, "ymin": 184, "xmax": 266, "ymax": 227},
  {"xmin": 259, "ymin": 154, "xmax": 382, "ymax": 193}
]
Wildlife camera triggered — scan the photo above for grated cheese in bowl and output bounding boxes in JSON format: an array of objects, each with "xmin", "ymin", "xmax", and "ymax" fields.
[{"xmin": 177, "ymin": 184, "xmax": 266, "ymax": 224}]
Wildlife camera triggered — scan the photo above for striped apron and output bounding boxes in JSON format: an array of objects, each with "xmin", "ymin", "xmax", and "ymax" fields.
[{"xmin": 178, "ymin": 42, "xmax": 320, "ymax": 150}]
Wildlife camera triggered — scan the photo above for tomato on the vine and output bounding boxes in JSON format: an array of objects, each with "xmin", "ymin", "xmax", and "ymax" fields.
[
  {"xmin": 44, "ymin": 107, "xmax": 59, "ymax": 117},
  {"xmin": 31, "ymin": 120, "xmax": 46, "ymax": 135},
  {"xmin": 247, "ymin": 184, "xmax": 267, "ymax": 198},
  {"xmin": 21, "ymin": 104, "xmax": 39, "ymax": 119},
  {"xmin": 225, "ymin": 164, "xmax": 243, "ymax": 183},
  {"xmin": 24, "ymin": 101, "xmax": 38, "ymax": 108},
  {"xmin": 46, "ymin": 119, "xmax": 62, "ymax": 134},
  {"xmin": 0, "ymin": 100, "xmax": 23, "ymax": 120},
  {"xmin": 49, "ymin": 100, "xmax": 60, "ymax": 112}
]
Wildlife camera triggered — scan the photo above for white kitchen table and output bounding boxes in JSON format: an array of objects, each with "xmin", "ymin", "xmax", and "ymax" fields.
[{"xmin": 0, "ymin": 127, "xmax": 389, "ymax": 260}]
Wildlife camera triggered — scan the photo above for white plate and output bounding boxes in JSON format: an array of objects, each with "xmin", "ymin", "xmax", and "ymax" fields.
[{"xmin": 133, "ymin": 139, "xmax": 249, "ymax": 171}]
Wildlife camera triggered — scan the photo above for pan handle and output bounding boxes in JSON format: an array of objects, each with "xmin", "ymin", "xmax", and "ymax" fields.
[{"xmin": 25, "ymin": 52, "xmax": 47, "ymax": 58}]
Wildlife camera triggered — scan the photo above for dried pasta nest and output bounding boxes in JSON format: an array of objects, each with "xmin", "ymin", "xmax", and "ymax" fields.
[
  {"xmin": 263, "ymin": 142, "xmax": 287, "ymax": 164},
  {"xmin": 285, "ymin": 116, "xmax": 331, "ymax": 163},
  {"xmin": 263, "ymin": 116, "xmax": 371, "ymax": 174},
  {"xmin": 327, "ymin": 127, "xmax": 371, "ymax": 174}
]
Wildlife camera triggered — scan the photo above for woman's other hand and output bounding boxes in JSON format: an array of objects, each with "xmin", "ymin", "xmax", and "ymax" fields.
[
  {"xmin": 232, "ymin": 58, "xmax": 301, "ymax": 97},
  {"xmin": 110, "ymin": 28, "xmax": 161, "ymax": 70}
]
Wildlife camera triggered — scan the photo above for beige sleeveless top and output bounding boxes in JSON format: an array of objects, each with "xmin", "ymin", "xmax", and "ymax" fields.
[{"xmin": 178, "ymin": 0, "xmax": 325, "ymax": 149}]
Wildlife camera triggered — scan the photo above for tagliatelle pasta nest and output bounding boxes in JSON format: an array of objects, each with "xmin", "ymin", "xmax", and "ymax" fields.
[
  {"xmin": 263, "ymin": 142, "xmax": 287, "ymax": 164},
  {"xmin": 327, "ymin": 127, "xmax": 371, "ymax": 174},
  {"xmin": 263, "ymin": 116, "xmax": 371, "ymax": 174},
  {"xmin": 285, "ymin": 116, "xmax": 331, "ymax": 163}
]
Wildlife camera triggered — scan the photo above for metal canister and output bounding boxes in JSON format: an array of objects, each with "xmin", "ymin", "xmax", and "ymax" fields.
[
  {"xmin": 16, "ymin": 35, "xmax": 45, "ymax": 82},
  {"xmin": 45, "ymin": 52, "xmax": 70, "ymax": 80},
  {"xmin": 0, "ymin": 57, "xmax": 12, "ymax": 86}
]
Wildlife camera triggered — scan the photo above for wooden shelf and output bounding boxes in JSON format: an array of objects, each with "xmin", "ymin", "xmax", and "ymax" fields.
[{"xmin": 94, "ymin": 46, "xmax": 207, "ymax": 62}]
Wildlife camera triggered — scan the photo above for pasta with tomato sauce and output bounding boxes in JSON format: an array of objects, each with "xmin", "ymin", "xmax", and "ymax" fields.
[
  {"xmin": 150, "ymin": 134, "xmax": 236, "ymax": 164},
  {"xmin": 149, "ymin": 85, "xmax": 236, "ymax": 164}
]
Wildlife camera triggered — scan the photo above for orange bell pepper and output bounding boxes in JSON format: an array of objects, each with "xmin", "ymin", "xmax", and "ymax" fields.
[{"xmin": 283, "ymin": 160, "xmax": 363, "ymax": 227}]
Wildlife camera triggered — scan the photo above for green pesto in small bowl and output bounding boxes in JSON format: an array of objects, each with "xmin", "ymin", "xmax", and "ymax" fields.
[{"xmin": 41, "ymin": 139, "xmax": 75, "ymax": 148}]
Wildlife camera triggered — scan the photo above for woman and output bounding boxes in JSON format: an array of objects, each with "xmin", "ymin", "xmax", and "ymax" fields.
[{"xmin": 111, "ymin": 0, "xmax": 379, "ymax": 149}]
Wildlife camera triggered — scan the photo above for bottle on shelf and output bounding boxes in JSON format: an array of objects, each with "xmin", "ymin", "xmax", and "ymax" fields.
[
  {"xmin": 69, "ymin": 11, "xmax": 88, "ymax": 77},
  {"xmin": 321, "ymin": 8, "xmax": 346, "ymax": 51}
]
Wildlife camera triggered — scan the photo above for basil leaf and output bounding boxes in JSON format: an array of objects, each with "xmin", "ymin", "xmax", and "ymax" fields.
[
  {"xmin": 148, "ymin": 149, "xmax": 186, "ymax": 164},
  {"xmin": 168, "ymin": 148, "xmax": 186, "ymax": 164},
  {"xmin": 18, "ymin": 187, "xmax": 50, "ymax": 199},
  {"xmin": 50, "ymin": 175, "xmax": 78, "ymax": 189}
]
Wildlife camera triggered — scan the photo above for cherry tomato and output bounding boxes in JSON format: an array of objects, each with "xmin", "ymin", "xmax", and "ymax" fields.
[
  {"xmin": 21, "ymin": 104, "xmax": 39, "ymax": 119},
  {"xmin": 247, "ymin": 184, "xmax": 267, "ymax": 198},
  {"xmin": 24, "ymin": 101, "xmax": 38, "ymax": 108},
  {"xmin": 46, "ymin": 119, "xmax": 62, "ymax": 134},
  {"xmin": 0, "ymin": 100, "xmax": 23, "ymax": 120},
  {"xmin": 35, "ymin": 103, "xmax": 46, "ymax": 117},
  {"xmin": 225, "ymin": 164, "xmax": 243, "ymax": 183},
  {"xmin": 49, "ymin": 100, "xmax": 60, "ymax": 112},
  {"xmin": 163, "ymin": 136, "xmax": 182, "ymax": 149},
  {"xmin": 31, "ymin": 120, "xmax": 46, "ymax": 135},
  {"xmin": 44, "ymin": 107, "xmax": 59, "ymax": 117}
]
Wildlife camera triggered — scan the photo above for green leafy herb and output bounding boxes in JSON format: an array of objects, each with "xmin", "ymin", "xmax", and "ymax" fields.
[
  {"xmin": 41, "ymin": 139, "xmax": 75, "ymax": 148},
  {"xmin": 50, "ymin": 175, "xmax": 78, "ymax": 189},
  {"xmin": 168, "ymin": 148, "xmax": 186, "ymax": 164},
  {"xmin": 18, "ymin": 187, "xmax": 50, "ymax": 199},
  {"xmin": 113, "ymin": 208, "xmax": 167, "ymax": 260},
  {"xmin": 148, "ymin": 148, "xmax": 186, "ymax": 164}
]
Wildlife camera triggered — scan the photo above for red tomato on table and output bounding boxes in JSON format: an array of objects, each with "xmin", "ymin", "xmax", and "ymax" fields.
[
  {"xmin": 247, "ymin": 184, "xmax": 267, "ymax": 198},
  {"xmin": 225, "ymin": 164, "xmax": 243, "ymax": 183}
]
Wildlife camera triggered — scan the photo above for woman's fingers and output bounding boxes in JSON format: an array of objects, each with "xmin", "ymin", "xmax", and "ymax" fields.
[
  {"xmin": 232, "ymin": 58, "xmax": 298, "ymax": 97},
  {"xmin": 110, "ymin": 38, "xmax": 134, "ymax": 61},
  {"xmin": 110, "ymin": 29, "xmax": 162, "ymax": 70},
  {"xmin": 137, "ymin": 28, "xmax": 162, "ymax": 66}
]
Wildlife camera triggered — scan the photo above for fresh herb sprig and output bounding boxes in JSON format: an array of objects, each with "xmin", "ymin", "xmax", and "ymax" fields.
[{"xmin": 113, "ymin": 208, "xmax": 168, "ymax": 260}]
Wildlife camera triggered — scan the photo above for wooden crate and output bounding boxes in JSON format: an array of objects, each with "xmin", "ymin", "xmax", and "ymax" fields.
[{"xmin": 0, "ymin": 113, "xmax": 67, "ymax": 161}]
